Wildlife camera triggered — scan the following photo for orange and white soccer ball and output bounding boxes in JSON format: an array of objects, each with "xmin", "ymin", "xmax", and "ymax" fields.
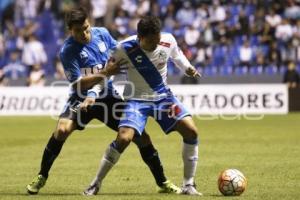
[{"xmin": 218, "ymin": 169, "xmax": 247, "ymax": 196}]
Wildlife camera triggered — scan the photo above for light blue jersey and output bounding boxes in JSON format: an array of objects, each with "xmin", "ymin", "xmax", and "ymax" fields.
[{"xmin": 59, "ymin": 27, "xmax": 117, "ymax": 98}]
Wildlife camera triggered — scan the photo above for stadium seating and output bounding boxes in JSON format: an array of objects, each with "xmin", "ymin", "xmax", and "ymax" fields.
[{"xmin": 0, "ymin": 0, "xmax": 299, "ymax": 82}]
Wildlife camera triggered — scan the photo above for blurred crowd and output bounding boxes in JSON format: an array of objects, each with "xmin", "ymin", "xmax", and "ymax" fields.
[{"xmin": 0, "ymin": 0, "xmax": 300, "ymax": 87}]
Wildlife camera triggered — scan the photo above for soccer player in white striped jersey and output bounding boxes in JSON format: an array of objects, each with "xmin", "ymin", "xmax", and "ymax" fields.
[{"xmin": 84, "ymin": 16, "xmax": 202, "ymax": 195}]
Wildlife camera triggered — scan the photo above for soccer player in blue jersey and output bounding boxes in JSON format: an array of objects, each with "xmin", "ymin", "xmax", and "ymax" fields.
[
  {"xmin": 26, "ymin": 8, "xmax": 180, "ymax": 195},
  {"xmin": 85, "ymin": 16, "xmax": 202, "ymax": 196}
]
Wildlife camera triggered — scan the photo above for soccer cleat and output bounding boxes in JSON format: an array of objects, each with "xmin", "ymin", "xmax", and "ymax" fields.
[
  {"xmin": 27, "ymin": 175, "xmax": 47, "ymax": 195},
  {"xmin": 82, "ymin": 183, "xmax": 100, "ymax": 196},
  {"xmin": 158, "ymin": 180, "xmax": 182, "ymax": 194},
  {"xmin": 181, "ymin": 183, "xmax": 203, "ymax": 196}
]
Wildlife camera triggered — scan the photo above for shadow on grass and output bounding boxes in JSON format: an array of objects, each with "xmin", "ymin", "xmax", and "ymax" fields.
[
  {"xmin": 209, "ymin": 194, "xmax": 245, "ymax": 198},
  {"xmin": 0, "ymin": 192, "xmax": 159, "ymax": 196},
  {"xmin": 0, "ymin": 192, "xmax": 80, "ymax": 196},
  {"xmin": 0, "ymin": 192, "xmax": 232, "ymax": 198}
]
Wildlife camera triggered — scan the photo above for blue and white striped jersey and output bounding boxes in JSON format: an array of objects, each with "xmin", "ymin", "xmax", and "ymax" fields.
[
  {"xmin": 59, "ymin": 27, "xmax": 117, "ymax": 97},
  {"xmin": 112, "ymin": 33, "xmax": 193, "ymax": 101}
]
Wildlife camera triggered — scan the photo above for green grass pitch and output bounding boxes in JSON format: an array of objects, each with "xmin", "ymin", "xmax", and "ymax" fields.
[{"xmin": 0, "ymin": 114, "xmax": 299, "ymax": 200}]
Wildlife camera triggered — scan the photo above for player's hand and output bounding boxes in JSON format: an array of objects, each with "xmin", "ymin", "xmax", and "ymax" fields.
[
  {"xmin": 103, "ymin": 58, "xmax": 128, "ymax": 76},
  {"xmin": 80, "ymin": 97, "xmax": 96, "ymax": 112},
  {"xmin": 185, "ymin": 67, "xmax": 201, "ymax": 78}
]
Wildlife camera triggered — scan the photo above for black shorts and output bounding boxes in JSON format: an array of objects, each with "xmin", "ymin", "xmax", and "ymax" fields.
[{"xmin": 59, "ymin": 95, "xmax": 124, "ymax": 131}]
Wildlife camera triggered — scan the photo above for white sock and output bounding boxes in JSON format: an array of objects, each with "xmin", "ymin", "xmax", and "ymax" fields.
[
  {"xmin": 90, "ymin": 145, "xmax": 121, "ymax": 186},
  {"xmin": 182, "ymin": 142, "xmax": 198, "ymax": 186}
]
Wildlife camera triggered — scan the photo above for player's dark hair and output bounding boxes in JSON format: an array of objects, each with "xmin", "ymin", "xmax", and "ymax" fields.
[
  {"xmin": 137, "ymin": 16, "xmax": 161, "ymax": 37},
  {"xmin": 65, "ymin": 7, "xmax": 88, "ymax": 29}
]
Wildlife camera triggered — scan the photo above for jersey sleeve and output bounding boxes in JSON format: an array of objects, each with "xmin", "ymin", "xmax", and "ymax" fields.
[
  {"xmin": 87, "ymin": 83, "xmax": 103, "ymax": 98},
  {"xmin": 112, "ymin": 44, "xmax": 130, "ymax": 71},
  {"xmin": 59, "ymin": 49, "xmax": 81, "ymax": 84},
  {"xmin": 169, "ymin": 34, "xmax": 193, "ymax": 71},
  {"xmin": 111, "ymin": 44, "xmax": 125, "ymax": 61},
  {"xmin": 100, "ymin": 27, "xmax": 117, "ymax": 51}
]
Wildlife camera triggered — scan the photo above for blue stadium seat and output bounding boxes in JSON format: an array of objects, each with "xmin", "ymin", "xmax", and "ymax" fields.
[
  {"xmin": 219, "ymin": 65, "xmax": 233, "ymax": 76},
  {"xmin": 249, "ymin": 66, "xmax": 263, "ymax": 75},
  {"xmin": 226, "ymin": 46, "xmax": 236, "ymax": 66},
  {"xmin": 234, "ymin": 66, "xmax": 248, "ymax": 76},
  {"xmin": 245, "ymin": 4, "xmax": 255, "ymax": 16},
  {"xmin": 265, "ymin": 65, "xmax": 278, "ymax": 75},
  {"xmin": 297, "ymin": 64, "xmax": 300, "ymax": 73},
  {"xmin": 212, "ymin": 46, "xmax": 226, "ymax": 66},
  {"xmin": 226, "ymin": 16, "xmax": 237, "ymax": 27},
  {"xmin": 203, "ymin": 66, "xmax": 218, "ymax": 77},
  {"xmin": 249, "ymin": 35, "xmax": 259, "ymax": 46},
  {"xmin": 167, "ymin": 60, "xmax": 180, "ymax": 75},
  {"xmin": 258, "ymin": 44, "xmax": 269, "ymax": 56},
  {"xmin": 228, "ymin": 4, "xmax": 241, "ymax": 17},
  {"xmin": 225, "ymin": 56, "xmax": 235, "ymax": 66},
  {"xmin": 234, "ymin": 35, "xmax": 244, "ymax": 46},
  {"xmin": 196, "ymin": 66, "xmax": 204, "ymax": 76},
  {"xmin": 279, "ymin": 66, "xmax": 287, "ymax": 75}
]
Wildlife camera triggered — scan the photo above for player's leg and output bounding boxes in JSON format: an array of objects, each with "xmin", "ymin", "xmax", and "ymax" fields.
[
  {"xmin": 96, "ymin": 96, "xmax": 170, "ymax": 185},
  {"xmin": 133, "ymin": 132, "xmax": 181, "ymax": 194},
  {"xmin": 108, "ymin": 97, "xmax": 178, "ymax": 191},
  {"xmin": 156, "ymin": 97, "xmax": 201, "ymax": 195},
  {"xmin": 133, "ymin": 132, "xmax": 167, "ymax": 186},
  {"xmin": 83, "ymin": 100, "xmax": 145, "ymax": 195},
  {"xmin": 40, "ymin": 118, "xmax": 78, "ymax": 176},
  {"xmin": 110, "ymin": 98, "xmax": 170, "ymax": 188},
  {"xmin": 83, "ymin": 126, "xmax": 135, "ymax": 196},
  {"xmin": 27, "ymin": 97, "xmax": 92, "ymax": 195},
  {"xmin": 173, "ymin": 116, "xmax": 202, "ymax": 196},
  {"xmin": 27, "ymin": 118, "xmax": 77, "ymax": 194},
  {"xmin": 90, "ymin": 126, "xmax": 136, "ymax": 186}
]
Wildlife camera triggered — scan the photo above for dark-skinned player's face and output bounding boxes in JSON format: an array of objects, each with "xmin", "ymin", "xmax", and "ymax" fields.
[
  {"xmin": 139, "ymin": 33, "xmax": 161, "ymax": 52},
  {"xmin": 70, "ymin": 19, "xmax": 91, "ymax": 44}
]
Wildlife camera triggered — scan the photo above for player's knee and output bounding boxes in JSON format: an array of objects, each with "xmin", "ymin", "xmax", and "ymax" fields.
[
  {"xmin": 116, "ymin": 128, "xmax": 134, "ymax": 151},
  {"xmin": 182, "ymin": 126, "xmax": 199, "ymax": 141},
  {"xmin": 54, "ymin": 126, "xmax": 72, "ymax": 141},
  {"xmin": 118, "ymin": 133, "xmax": 132, "ymax": 145}
]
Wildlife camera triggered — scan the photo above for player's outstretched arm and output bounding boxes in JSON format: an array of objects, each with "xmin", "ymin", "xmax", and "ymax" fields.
[
  {"xmin": 73, "ymin": 58, "xmax": 128, "ymax": 91},
  {"xmin": 168, "ymin": 34, "xmax": 201, "ymax": 78}
]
